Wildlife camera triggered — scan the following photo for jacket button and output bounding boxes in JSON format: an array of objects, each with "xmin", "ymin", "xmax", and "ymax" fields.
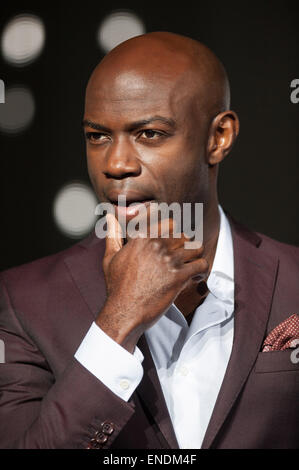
[
  {"xmin": 101, "ymin": 421, "xmax": 114, "ymax": 435},
  {"xmin": 89, "ymin": 438, "xmax": 101, "ymax": 449},
  {"xmin": 95, "ymin": 432, "xmax": 108, "ymax": 444}
]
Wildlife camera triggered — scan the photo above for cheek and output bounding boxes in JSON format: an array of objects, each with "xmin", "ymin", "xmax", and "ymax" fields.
[
  {"xmin": 86, "ymin": 148, "xmax": 103, "ymax": 176},
  {"xmin": 86, "ymin": 151, "xmax": 105, "ymax": 197},
  {"xmin": 86, "ymin": 153, "xmax": 96, "ymax": 183},
  {"xmin": 177, "ymin": 129, "xmax": 209, "ymax": 199},
  {"xmin": 156, "ymin": 141, "xmax": 206, "ymax": 202}
]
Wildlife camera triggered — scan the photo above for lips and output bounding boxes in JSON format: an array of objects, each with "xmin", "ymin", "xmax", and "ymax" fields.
[
  {"xmin": 105, "ymin": 190, "xmax": 155, "ymax": 220},
  {"xmin": 106, "ymin": 190, "xmax": 154, "ymax": 206}
]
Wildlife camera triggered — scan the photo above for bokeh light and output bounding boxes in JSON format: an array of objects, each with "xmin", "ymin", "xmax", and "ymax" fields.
[
  {"xmin": 97, "ymin": 10, "xmax": 145, "ymax": 53},
  {"xmin": 0, "ymin": 80, "xmax": 4, "ymax": 103},
  {"xmin": 53, "ymin": 182, "xmax": 98, "ymax": 239},
  {"xmin": 1, "ymin": 14, "xmax": 45, "ymax": 66},
  {"xmin": 0, "ymin": 86, "xmax": 35, "ymax": 134}
]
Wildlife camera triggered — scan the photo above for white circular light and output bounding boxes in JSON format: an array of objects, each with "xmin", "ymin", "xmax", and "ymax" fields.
[
  {"xmin": 53, "ymin": 182, "xmax": 98, "ymax": 239},
  {"xmin": 0, "ymin": 86, "xmax": 35, "ymax": 134},
  {"xmin": 97, "ymin": 10, "xmax": 145, "ymax": 53},
  {"xmin": 1, "ymin": 14, "xmax": 45, "ymax": 66}
]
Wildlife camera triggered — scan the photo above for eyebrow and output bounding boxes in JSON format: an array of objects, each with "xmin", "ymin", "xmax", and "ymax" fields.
[{"xmin": 82, "ymin": 115, "xmax": 177, "ymax": 132}]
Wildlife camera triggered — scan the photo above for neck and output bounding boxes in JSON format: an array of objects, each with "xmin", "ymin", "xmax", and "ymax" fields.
[{"xmin": 174, "ymin": 200, "xmax": 220, "ymax": 321}]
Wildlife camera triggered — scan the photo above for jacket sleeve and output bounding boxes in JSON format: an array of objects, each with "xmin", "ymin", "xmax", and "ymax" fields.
[{"xmin": 0, "ymin": 278, "xmax": 136, "ymax": 449}]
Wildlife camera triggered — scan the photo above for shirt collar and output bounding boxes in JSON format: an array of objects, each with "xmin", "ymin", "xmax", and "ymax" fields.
[{"xmin": 206, "ymin": 205, "xmax": 234, "ymax": 302}]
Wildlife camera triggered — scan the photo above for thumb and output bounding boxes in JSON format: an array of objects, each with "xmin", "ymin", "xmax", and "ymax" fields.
[{"xmin": 104, "ymin": 213, "xmax": 124, "ymax": 265}]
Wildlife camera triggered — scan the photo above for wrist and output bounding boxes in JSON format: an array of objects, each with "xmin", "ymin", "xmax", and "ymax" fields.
[{"xmin": 96, "ymin": 302, "xmax": 144, "ymax": 353}]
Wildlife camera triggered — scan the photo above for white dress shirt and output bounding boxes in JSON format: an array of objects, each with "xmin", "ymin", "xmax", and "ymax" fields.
[{"xmin": 75, "ymin": 204, "xmax": 234, "ymax": 448}]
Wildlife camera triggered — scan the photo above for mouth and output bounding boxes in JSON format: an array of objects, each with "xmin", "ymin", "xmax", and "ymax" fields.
[
  {"xmin": 110, "ymin": 198, "xmax": 155, "ymax": 219},
  {"xmin": 105, "ymin": 192, "xmax": 156, "ymax": 220}
]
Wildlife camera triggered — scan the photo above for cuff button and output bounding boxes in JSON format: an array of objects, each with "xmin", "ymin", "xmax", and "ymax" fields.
[
  {"xmin": 89, "ymin": 438, "xmax": 101, "ymax": 449},
  {"xmin": 101, "ymin": 421, "xmax": 114, "ymax": 435},
  {"xmin": 95, "ymin": 432, "xmax": 108, "ymax": 444}
]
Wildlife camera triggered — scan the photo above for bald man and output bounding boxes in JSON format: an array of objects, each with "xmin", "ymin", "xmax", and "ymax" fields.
[{"xmin": 0, "ymin": 32, "xmax": 298, "ymax": 450}]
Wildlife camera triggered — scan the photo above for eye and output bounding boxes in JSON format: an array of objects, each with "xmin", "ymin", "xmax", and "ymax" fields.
[
  {"xmin": 139, "ymin": 129, "xmax": 164, "ymax": 139},
  {"xmin": 85, "ymin": 132, "xmax": 109, "ymax": 143}
]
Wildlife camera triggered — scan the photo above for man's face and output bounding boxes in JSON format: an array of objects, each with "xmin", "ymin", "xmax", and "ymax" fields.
[{"xmin": 83, "ymin": 68, "xmax": 210, "ymax": 224}]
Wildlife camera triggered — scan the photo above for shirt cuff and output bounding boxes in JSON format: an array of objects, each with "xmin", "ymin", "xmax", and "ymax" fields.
[{"xmin": 74, "ymin": 321, "xmax": 144, "ymax": 402}]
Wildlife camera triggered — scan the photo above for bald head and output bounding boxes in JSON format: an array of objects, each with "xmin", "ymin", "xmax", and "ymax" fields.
[
  {"xmin": 83, "ymin": 31, "xmax": 239, "ymax": 226},
  {"xmin": 86, "ymin": 32, "xmax": 230, "ymax": 120}
]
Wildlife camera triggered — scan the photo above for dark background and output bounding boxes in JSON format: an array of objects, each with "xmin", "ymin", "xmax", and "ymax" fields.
[{"xmin": 0, "ymin": 1, "xmax": 298, "ymax": 271}]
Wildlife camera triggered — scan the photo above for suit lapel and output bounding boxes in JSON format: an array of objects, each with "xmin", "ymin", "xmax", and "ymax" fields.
[
  {"xmin": 136, "ymin": 335, "xmax": 180, "ymax": 449},
  {"xmin": 64, "ymin": 234, "xmax": 107, "ymax": 319},
  {"xmin": 201, "ymin": 214, "xmax": 279, "ymax": 448}
]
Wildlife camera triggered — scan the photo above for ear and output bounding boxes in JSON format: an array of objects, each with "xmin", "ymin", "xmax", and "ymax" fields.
[{"xmin": 206, "ymin": 110, "xmax": 240, "ymax": 166}]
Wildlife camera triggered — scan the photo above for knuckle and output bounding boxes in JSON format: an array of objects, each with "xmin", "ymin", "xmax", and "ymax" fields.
[
  {"xmin": 201, "ymin": 258, "xmax": 209, "ymax": 270},
  {"xmin": 169, "ymin": 266, "xmax": 179, "ymax": 274},
  {"xmin": 151, "ymin": 239, "xmax": 161, "ymax": 250},
  {"xmin": 171, "ymin": 254, "xmax": 182, "ymax": 268},
  {"xmin": 167, "ymin": 253, "xmax": 176, "ymax": 265},
  {"xmin": 163, "ymin": 253, "xmax": 172, "ymax": 263},
  {"xmin": 151, "ymin": 238, "xmax": 166, "ymax": 251}
]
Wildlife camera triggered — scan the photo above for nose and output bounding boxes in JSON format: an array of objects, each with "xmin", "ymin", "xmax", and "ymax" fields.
[{"xmin": 103, "ymin": 136, "xmax": 141, "ymax": 179}]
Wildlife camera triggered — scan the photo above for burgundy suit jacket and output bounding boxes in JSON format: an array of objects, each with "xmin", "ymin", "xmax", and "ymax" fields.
[{"xmin": 0, "ymin": 212, "xmax": 298, "ymax": 449}]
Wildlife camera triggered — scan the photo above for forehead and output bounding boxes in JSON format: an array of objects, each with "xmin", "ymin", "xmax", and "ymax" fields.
[{"xmin": 84, "ymin": 69, "xmax": 199, "ymax": 125}]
